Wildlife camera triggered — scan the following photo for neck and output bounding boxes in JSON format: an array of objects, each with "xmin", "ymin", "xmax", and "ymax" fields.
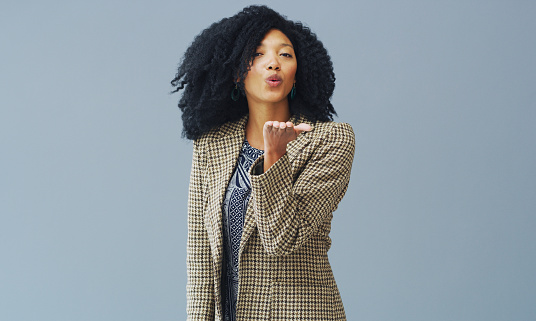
[{"xmin": 246, "ymin": 100, "xmax": 291, "ymax": 150}]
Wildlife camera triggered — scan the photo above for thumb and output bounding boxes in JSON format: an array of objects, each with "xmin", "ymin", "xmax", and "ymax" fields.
[{"xmin": 294, "ymin": 123, "xmax": 312, "ymax": 135}]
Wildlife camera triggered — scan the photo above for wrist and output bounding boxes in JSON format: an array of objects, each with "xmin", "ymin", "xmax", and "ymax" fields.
[{"xmin": 263, "ymin": 150, "xmax": 286, "ymax": 172}]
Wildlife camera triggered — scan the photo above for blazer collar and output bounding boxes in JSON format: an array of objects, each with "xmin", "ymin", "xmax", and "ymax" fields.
[{"xmin": 202, "ymin": 115, "xmax": 246, "ymax": 268}]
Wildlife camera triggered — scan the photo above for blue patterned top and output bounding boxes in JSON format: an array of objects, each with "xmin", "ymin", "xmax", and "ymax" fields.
[{"xmin": 221, "ymin": 140, "xmax": 263, "ymax": 321}]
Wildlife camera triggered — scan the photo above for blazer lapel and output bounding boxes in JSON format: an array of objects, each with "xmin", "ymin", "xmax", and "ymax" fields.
[{"xmin": 205, "ymin": 116, "xmax": 247, "ymax": 267}]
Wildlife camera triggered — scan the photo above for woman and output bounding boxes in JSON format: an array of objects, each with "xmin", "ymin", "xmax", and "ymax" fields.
[{"xmin": 171, "ymin": 5, "xmax": 355, "ymax": 320}]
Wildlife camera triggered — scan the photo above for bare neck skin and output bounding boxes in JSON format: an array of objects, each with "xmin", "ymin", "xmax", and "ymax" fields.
[{"xmin": 245, "ymin": 100, "xmax": 290, "ymax": 150}]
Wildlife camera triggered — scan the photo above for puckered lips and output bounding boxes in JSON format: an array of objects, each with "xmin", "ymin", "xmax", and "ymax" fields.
[{"xmin": 265, "ymin": 74, "xmax": 282, "ymax": 87}]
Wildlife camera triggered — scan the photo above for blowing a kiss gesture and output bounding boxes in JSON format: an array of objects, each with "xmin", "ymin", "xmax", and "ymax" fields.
[{"xmin": 262, "ymin": 120, "xmax": 311, "ymax": 172}]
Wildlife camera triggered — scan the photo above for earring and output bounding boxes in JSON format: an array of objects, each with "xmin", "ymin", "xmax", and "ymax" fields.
[
  {"xmin": 231, "ymin": 83, "xmax": 240, "ymax": 101},
  {"xmin": 290, "ymin": 83, "xmax": 296, "ymax": 100}
]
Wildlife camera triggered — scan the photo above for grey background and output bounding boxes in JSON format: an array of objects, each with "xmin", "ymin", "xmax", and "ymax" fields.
[{"xmin": 1, "ymin": 0, "xmax": 535, "ymax": 320}]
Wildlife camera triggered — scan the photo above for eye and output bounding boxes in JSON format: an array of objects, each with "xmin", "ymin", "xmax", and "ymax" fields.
[
  {"xmin": 254, "ymin": 52, "xmax": 263, "ymax": 57},
  {"xmin": 281, "ymin": 53, "xmax": 293, "ymax": 58}
]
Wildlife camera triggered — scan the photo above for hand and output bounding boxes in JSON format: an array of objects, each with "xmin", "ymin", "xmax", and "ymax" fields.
[{"xmin": 263, "ymin": 121, "xmax": 311, "ymax": 172}]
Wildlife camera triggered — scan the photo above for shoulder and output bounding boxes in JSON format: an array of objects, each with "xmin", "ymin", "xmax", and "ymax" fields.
[
  {"xmin": 312, "ymin": 121, "xmax": 354, "ymax": 137},
  {"xmin": 293, "ymin": 114, "xmax": 354, "ymax": 139},
  {"xmin": 193, "ymin": 115, "xmax": 247, "ymax": 146},
  {"xmin": 193, "ymin": 127, "xmax": 219, "ymax": 150},
  {"xmin": 305, "ymin": 121, "xmax": 356, "ymax": 168},
  {"xmin": 193, "ymin": 115, "xmax": 247, "ymax": 151},
  {"xmin": 307, "ymin": 120, "xmax": 355, "ymax": 148}
]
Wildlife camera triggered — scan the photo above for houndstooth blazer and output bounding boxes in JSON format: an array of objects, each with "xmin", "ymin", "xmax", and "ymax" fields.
[{"xmin": 187, "ymin": 114, "xmax": 355, "ymax": 320}]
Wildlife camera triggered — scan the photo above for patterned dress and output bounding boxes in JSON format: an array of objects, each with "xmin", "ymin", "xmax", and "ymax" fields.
[{"xmin": 221, "ymin": 140, "xmax": 264, "ymax": 321}]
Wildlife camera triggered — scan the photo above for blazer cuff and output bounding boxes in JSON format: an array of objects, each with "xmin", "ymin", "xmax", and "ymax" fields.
[
  {"xmin": 249, "ymin": 153, "xmax": 292, "ymax": 207},
  {"xmin": 249, "ymin": 153, "xmax": 290, "ymax": 178}
]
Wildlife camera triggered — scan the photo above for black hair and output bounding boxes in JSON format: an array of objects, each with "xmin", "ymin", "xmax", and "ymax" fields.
[{"xmin": 171, "ymin": 5, "xmax": 336, "ymax": 140}]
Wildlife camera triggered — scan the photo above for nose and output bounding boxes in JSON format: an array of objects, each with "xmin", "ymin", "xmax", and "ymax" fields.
[
  {"xmin": 267, "ymin": 64, "xmax": 280, "ymax": 70},
  {"xmin": 266, "ymin": 54, "xmax": 281, "ymax": 71}
]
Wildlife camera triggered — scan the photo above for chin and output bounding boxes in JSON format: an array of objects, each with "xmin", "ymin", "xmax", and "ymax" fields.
[
  {"xmin": 264, "ymin": 93, "xmax": 289, "ymax": 103},
  {"xmin": 246, "ymin": 91, "xmax": 289, "ymax": 105}
]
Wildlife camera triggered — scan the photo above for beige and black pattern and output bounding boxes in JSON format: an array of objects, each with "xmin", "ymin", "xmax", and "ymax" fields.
[{"xmin": 187, "ymin": 114, "xmax": 355, "ymax": 320}]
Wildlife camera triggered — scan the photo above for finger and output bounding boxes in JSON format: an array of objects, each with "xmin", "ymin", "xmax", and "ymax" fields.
[
  {"xmin": 273, "ymin": 121, "xmax": 280, "ymax": 129},
  {"xmin": 285, "ymin": 122, "xmax": 294, "ymax": 132},
  {"xmin": 294, "ymin": 123, "xmax": 312, "ymax": 134},
  {"xmin": 264, "ymin": 121, "xmax": 274, "ymax": 133},
  {"xmin": 279, "ymin": 122, "xmax": 286, "ymax": 130}
]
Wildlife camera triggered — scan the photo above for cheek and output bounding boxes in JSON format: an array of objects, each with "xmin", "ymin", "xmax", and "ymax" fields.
[
  {"xmin": 245, "ymin": 66, "xmax": 262, "ymax": 84},
  {"xmin": 289, "ymin": 64, "xmax": 297, "ymax": 81},
  {"xmin": 243, "ymin": 74, "xmax": 263, "ymax": 95}
]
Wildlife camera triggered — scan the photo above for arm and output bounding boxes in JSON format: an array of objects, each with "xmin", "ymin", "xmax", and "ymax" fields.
[
  {"xmin": 250, "ymin": 122, "xmax": 355, "ymax": 256},
  {"xmin": 186, "ymin": 140, "xmax": 215, "ymax": 320}
]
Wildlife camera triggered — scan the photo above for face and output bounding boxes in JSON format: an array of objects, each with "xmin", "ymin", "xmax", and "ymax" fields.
[{"xmin": 243, "ymin": 29, "xmax": 297, "ymax": 106}]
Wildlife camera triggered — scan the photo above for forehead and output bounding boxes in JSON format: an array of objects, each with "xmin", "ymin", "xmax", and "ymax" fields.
[{"xmin": 258, "ymin": 29, "xmax": 294, "ymax": 48}]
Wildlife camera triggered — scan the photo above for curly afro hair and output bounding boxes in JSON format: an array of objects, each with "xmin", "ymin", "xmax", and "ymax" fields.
[{"xmin": 171, "ymin": 5, "xmax": 336, "ymax": 140}]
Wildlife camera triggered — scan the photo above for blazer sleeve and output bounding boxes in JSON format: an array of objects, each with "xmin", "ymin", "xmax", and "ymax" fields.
[
  {"xmin": 249, "ymin": 122, "xmax": 355, "ymax": 256},
  {"xmin": 186, "ymin": 139, "xmax": 215, "ymax": 320}
]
